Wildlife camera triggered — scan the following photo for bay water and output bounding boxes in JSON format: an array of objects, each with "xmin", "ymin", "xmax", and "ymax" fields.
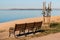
[{"xmin": 0, "ymin": 10, "xmax": 60, "ymax": 23}]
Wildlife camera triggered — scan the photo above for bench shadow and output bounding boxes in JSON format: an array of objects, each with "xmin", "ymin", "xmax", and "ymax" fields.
[{"xmin": 16, "ymin": 30, "xmax": 45, "ymax": 37}]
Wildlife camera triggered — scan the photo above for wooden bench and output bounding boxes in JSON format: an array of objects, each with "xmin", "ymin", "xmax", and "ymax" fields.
[{"xmin": 9, "ymin": 21, "xmax": 43, "ymax": 37}]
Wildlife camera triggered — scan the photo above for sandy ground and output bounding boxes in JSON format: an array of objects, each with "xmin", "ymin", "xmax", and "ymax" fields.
[{"xmin": 0, "ymin": 16, "xmax": 60, "ymax": 40}]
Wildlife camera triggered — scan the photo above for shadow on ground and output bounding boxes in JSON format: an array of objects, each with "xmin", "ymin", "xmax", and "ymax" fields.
[{"xmin": 16, "ymin": 30, "xmax": 45, "ymax": 37}]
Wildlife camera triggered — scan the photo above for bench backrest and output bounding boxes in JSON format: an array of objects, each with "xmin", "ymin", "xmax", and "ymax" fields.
[
  {"xmin": 15, "ymin": 23, "xmax": 26, "ymax": 31},
  {"xmin": 14, "ymin": 21, "xmax": 42, "ymax": 31},
  {"xmin": 34, "ymin": 21, "xmax": 42, "ymax": 29},
  {"xmin": 26, "ymin": 22, "xmax": 35, "ymax": 30}
]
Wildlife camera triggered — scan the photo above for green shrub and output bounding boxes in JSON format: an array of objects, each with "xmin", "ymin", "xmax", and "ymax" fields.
[{"xmin": 50, "ymin": 23, "xmax": 59, "ymax": 28}]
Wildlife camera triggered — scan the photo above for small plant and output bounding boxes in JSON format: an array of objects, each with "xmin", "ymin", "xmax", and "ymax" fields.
[
  {"xmin": 50, "ymin": 22, "xmax": 59, "ymax": 28},
  {"xmin": 0, "ymin": 30, "xmax": 6, "ymax": 33}
]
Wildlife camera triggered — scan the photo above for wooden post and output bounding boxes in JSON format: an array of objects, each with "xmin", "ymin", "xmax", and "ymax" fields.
[{"xmin": 41, "ymin": 2, "xmax": 52, "ymax": 30}]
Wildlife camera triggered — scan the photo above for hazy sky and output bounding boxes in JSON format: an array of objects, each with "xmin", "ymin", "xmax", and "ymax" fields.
[{"xmin": 0, "ymin": 0, "xmax": 60, "ymax": 9}]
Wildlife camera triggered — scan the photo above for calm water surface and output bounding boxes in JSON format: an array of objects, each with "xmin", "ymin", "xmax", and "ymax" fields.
[{"xmin": 0, "ymin": 10, "xmax": 60, "ymax": 23}]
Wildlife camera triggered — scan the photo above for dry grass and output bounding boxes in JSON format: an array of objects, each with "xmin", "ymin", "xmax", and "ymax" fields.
[{"xmin": 0, "ymin": 30, "xmax": 6, "ymax": 33}]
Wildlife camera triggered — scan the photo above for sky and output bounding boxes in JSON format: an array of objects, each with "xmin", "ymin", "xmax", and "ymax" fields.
[{"xmin": 0, "ymin": 0, "xmax": 60, "ymax": 9}]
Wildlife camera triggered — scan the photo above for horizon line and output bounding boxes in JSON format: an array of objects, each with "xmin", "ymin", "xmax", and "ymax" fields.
[{"xmin": 0, "ymin": 8, "xmax": 60, "ymax": 10}]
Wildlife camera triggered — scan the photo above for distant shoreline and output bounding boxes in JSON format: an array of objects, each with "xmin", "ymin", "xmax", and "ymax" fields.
[
  {"xmin": 0, "ymin": 9, "xmax": 60, "ymax": 10},
  {"xmin": 0, "ymin": 9, "xmax": 42, "ymax": 10}
]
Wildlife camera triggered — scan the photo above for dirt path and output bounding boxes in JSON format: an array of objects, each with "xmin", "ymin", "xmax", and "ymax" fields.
[{"xmin": 29, "ymin": 33, "xmax": 60, "ymax": 40}]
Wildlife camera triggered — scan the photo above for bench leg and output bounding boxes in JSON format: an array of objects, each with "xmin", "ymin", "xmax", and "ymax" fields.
[
  {"xmin": 22, "ymin": 30, "xmax": 27, "ymax": 37},
  {"xmin": 28, "ymin": 29, "xmax": 29, "ymax": 33},
  {"xmin": 9, "ymin": 32, "xmax": 11, "ymax": 37},
  {"xmin": 19, "ymin": 31, "xmax": 21, "ymax": 34},
  {"xmin": 35, "ymin": 28, "xmax": 37, "ymax": 31},
  {"xmin": 32, "ymin": 29, "xmax": 35, "ymax": 35},
  {"xmin": 25, "ymin": 29, "xmax": 29, "ymax": 36},
  {"xmin": 14, "ymin": 31, "xmax": 17, "ymax": 38}
]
